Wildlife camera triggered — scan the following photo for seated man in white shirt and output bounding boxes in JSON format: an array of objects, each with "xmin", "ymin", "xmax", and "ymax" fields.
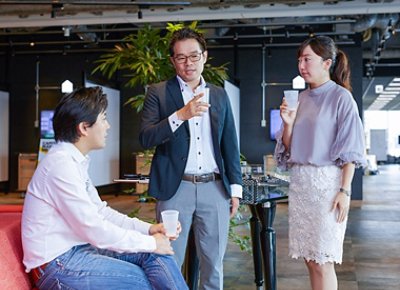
[{"xmin": 21, "ymin": 86, "xmax": 188, "ymax": 290}]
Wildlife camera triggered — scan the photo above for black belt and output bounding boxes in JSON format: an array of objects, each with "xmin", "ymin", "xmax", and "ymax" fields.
[{"xmin": 182, "ymin": 173, "xmax": 221, "ymax": 183}]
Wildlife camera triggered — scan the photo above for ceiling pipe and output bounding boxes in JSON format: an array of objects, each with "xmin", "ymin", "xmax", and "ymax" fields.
[
  {"xmin": 0, "ymin": 39, "xmax": 358, "ymax": 56},
  {"xmin": 0, "ymin": 28, "xmax": 357, "ymax": 47},
  {"xmin": 34, "ymin": 59, "xmax": 39, "ymax": 128},
  {"xmin": 261, "ymin": 43, "xmax": 266, "ymax": 128}
]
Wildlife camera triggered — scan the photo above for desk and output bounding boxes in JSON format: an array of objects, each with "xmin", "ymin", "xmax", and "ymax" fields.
[
  {"xmin": 113, "ymin": 177, "xmax": 150, "ymax": 202},
  {"xmin": 113, "ymin": 178, "xmax": 149, "ymax": 184},
  {"xmin": 246, "ymin": 192, "xmax": 287, "ymax": 290},
  {"xmin": 240, "ymin": 176, "xmax": 289, "ymax": 290}
]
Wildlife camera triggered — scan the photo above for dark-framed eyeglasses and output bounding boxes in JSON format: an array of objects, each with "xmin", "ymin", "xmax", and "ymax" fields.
[{"xmin": 173, "ymin": 52, "xmax": 203, "ymax": 64}]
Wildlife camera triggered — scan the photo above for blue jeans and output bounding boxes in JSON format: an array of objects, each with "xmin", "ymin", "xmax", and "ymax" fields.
[{"xmin": 35, "ymin": 244, "xmax": 188, "ymax": 290}]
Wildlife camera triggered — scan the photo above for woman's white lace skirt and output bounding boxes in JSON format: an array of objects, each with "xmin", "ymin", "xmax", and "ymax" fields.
[{"xmin": 288, "ymin": 164, "xmax": 347, "ymax": 265}]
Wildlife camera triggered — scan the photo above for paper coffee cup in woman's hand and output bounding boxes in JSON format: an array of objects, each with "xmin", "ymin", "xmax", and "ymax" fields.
[{"xmin": 284, "ymin": 90, "xmax": 299, "ymax": 110}]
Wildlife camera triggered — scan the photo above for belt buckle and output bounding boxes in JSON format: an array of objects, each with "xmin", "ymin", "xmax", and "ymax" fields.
[
  {"xmin": 195, "ymin": 173, "xmax": 213, "ymax": 183},
  {"xmin": 193, "ymin": 174, "xmax": 202, "ymax": 184},
  {"xmin": 193, "ymin": 174, "xmax": 205, "ymax": 184}
]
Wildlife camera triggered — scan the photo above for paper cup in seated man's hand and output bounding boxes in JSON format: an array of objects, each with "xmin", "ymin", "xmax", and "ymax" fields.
[
  {"xmin": 161, "ymin": 210, "xmax": 179, "ymax": 237},
  {"xmin": 284, "ymin": 90, "xmax": 299, "ymax": 110}
]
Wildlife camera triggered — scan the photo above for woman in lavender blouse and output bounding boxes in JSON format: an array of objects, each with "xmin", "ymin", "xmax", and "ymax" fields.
[{"xmin": 274, "ymin": 36, "xmax": 366, "ymax": 290}]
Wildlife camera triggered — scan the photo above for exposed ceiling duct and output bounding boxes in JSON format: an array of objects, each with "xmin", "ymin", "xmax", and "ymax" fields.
[
  {"xmin": 75, "ymin": 25, "xmax": 98, "ymax": 43},
  {"xmin": 352, "ymin": 13, "xmax": 399, "ymax": 37}
]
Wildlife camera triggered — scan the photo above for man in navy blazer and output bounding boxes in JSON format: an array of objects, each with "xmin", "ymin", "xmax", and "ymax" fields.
[{"xmin": 139, "ymin": 28, "xmax": 242, "ymax": 290}]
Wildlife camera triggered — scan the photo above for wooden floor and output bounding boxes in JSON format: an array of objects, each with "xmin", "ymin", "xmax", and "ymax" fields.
[{"xmin": 1, "ymin": 164, "xmax": 399, "ymax": 290}]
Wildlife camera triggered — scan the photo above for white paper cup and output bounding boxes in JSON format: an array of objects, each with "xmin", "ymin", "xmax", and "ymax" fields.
[
  {"xmin": 199, "ymin": 87, "xmax": 209, "ymax": 104},
  {"xmin": 196, "ymin": 88, "xmax": 210, "ymax": 104},
  {"xmin": 161, "ymin": 210, "xmax": 179, "ymax": 237},
  {"xmin": 284, "ymin": 90, "xmax": 299, "ymax": 110}
]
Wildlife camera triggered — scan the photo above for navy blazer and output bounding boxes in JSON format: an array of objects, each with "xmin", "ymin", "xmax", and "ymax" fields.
[{"xmin": 139, "ymin": 77, "xmax": 242, "ymax": 201}]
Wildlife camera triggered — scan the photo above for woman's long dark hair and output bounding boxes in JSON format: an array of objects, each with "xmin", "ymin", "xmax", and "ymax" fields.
[{"xmin": 297, "ymin": 36, "xmax": 352, "ymax": 91}]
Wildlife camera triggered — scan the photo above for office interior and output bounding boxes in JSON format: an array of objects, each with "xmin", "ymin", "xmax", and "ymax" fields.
[{"xmin": 0, "ymin": 1, "xmax": 400, "ymax": 289}]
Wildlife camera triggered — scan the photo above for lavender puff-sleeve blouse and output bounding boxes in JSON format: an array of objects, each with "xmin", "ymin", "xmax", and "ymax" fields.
[{"xmin": 275, "ymin": 80, "xmax": 367, "ymax": 170}]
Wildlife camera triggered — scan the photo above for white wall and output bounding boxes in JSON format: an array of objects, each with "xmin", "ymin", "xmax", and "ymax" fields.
[
  {"xmin": 224, "ymin": 80, "xmax": 240, "ymax": 148},
  {"xmin": 0, "ymin": 90, "xmax": 9, "ymax": 182},
  {"xmin": 369, "ymin": 129, "xmax": 388, "ymax": 161},
  {"xmin": 365, "ymin": 110, "xmax": 400, "ymax": 157},
  {"xmin": 85, "ymin": 82, "xmax": 120, "ymax": 186}
]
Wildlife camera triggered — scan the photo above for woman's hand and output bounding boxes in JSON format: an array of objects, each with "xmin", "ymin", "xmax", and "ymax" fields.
[
  {"xmin": 280, "ymin": 97, "xmax": 298, "ymax": 150},
  {"xmin": 331, "ymin": 191, "xmax": 350, "ymax": 223},
  {"xmin": 280, "ymin": 97, "xmax": 298, "ymax": 126},
  {"xmin": 332, "ymin": 163, "xmax": 355, "ymax": 223}
]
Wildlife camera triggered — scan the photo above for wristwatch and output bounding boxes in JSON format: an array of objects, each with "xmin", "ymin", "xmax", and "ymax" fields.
[{"xmin": 339, "ymin": 187, "xmax": 351, "ymax": 197}]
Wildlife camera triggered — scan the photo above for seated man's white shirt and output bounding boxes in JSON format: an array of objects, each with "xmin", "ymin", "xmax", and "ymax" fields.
[{"xmin": 22, "ymin": 142, "xmax": 156, "ymax": 272}]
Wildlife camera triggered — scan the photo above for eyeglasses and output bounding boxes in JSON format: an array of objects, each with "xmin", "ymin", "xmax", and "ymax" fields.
[{"xmin": 173, "ymin": 52, "xmax": 203, "ymax": 64}]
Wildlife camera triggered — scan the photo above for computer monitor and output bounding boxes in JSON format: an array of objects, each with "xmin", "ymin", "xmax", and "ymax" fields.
[
  {"xmin": 40, "ymin": 110, "xmax": 55, "ymax": 139},
  {"xmin": 269, "ymin": 109, "xmax": 282, "ymax": 141}
]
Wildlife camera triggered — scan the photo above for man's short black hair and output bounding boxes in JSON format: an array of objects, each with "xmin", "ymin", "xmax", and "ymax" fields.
[
  {"xmin": 169, "ymin": 28, "xmax": 207, "ymax": 56},
  {"xmin": 53, "ymin": 86, "xmax": 108, "ymax": 143}
]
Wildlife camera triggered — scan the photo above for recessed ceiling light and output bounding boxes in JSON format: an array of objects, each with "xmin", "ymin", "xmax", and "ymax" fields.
[
  {"xmin": 385, "ymin": 87, "xmax": 400, "ymax": 91},
  {"xmin": 381, "ymin": 91, "xmax": 399, "ymax": 94},
  {"xmin": 378, "ymin": 94, "xmax": 397, "ymax": 98}
]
